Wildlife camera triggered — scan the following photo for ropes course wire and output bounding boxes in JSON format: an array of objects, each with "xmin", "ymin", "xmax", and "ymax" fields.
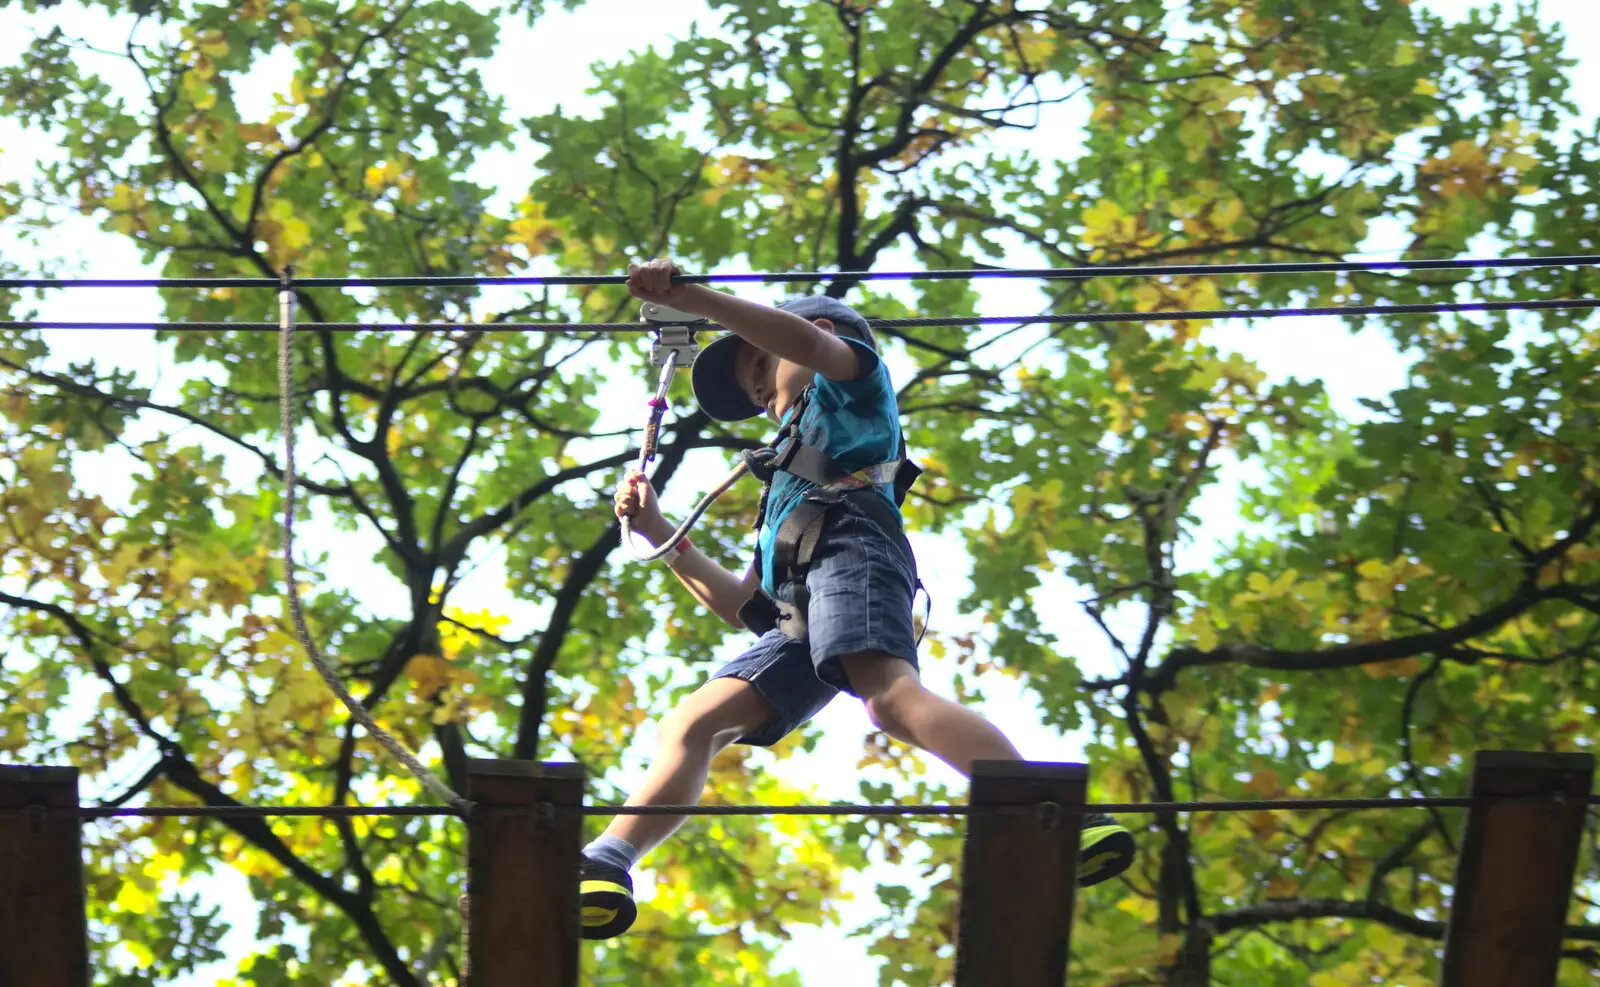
[
  {"xmin": 275, "ymin": 266, "xmax": 472, "ymax": 815},
  {"xmin": 5, "ymin": 252, "xmax": 1599, "ymax": 290},
  {"xmin": 6, "ymin": 296, "xmax": 1599, "ymax": 333},
  {"xmin": 39, "ymin": 792, "xmax": 1599, "ymax": 821}
]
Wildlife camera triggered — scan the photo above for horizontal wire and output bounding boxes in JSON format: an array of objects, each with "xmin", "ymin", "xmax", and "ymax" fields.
[
  {"xmin": 4, "ymin": 253, "xmax": 1598, "ymax": 290},
  {"xmin": 38, "ymin": 791, "xmax": 1595, "ymax": 821},
  {"xmin": 2, "ymin": 297, "xmax": 1596, "ymax": 334},
  {"xmin": 0, "ymin": 322, "xmax": 650, "ymax": 333}
]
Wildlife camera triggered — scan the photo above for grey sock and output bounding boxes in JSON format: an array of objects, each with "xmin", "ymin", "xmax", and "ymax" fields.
[{"xmin": 582, "ymin": 835, "xmax": 639, "ymax": 873}]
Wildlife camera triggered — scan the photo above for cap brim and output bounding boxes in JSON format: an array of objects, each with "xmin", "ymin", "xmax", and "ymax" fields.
[{"xmin": 691, "ymin": 334, "xmax": 762, "ymax": 422}]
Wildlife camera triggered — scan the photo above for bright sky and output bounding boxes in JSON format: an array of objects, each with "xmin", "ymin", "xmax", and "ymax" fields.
[{"xmin": 1, "ymin": 0, "xmax": 1597, "ymax": 983}]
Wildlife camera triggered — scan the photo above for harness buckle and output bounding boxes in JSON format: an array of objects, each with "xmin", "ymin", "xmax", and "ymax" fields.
[{"xmin": 641, "ymin": 301, "xmax": 706, "ymax": 368}]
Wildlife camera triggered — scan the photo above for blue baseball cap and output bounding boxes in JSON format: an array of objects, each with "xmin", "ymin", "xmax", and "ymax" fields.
[{"xmin": 690, "ymin": 296, "xmax": 877, "ymax": 422}]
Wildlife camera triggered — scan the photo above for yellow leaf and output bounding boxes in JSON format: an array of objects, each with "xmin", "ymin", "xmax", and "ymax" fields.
[
  {"xmin": 115, "ymin": 880, "xmax": 155, "ymax": 915},
  {"xmin": 1192, "ymin": 620, "xmax": 1218, "ymax": 652},
  {"xmin": 407, "ymin": 655, "xmax": 454, "ymax": 700},
  {"xmin": 1082, "ymin": 199, "xmax": 1124, "ymax": 236},
  {"xmin": 1156, "ymin": 933, "xmax": 1181, "ymax": 964},
  {"xmin": 1116, "ymin": 894, "xmax": 1158, "ymax": 921},
  {"xmin": 236, "ymin": 122, "xmax": 279, "ymax": 145},
  {"xmin": 1413, "ymin": 78, "xmax": 1439, "ymax": 97},
  {"xmin": 1355, "ymin": 558, "xmax": 1390, "ymax": 579},
  {"xmin": 1180, "ymin": 277, "xmax": 1221, "ymax": 312},
  {"xmin": 1502, "ymin": 150, "xmax": 1537, "ymax": 173},
  {"xmin": 1016, "ymin": 26, "xmax": 1056, "ymax": 63},
  {"xmin": 279, "ymin": 216, "xmax": 311, "ymax": 250},
  {"xmin": 126, "ymin": 940, "xmax": 156, "ymax": 968},
  {"xmin": 1131, "ymin": 283, "xmax": 1162, "ymax": 312}
]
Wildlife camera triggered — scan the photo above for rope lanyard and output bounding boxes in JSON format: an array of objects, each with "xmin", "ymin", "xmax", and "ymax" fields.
[{"xmin": 276, "ymin": 268, "xmax": 471, "ymax": 814}]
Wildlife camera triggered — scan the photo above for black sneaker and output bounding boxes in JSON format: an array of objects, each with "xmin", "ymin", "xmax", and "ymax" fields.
[
  {"xmin": 1077, "ymin": 813, "xmax": 1136, "ymax": 886},
  {"xmin": 579, "ymin": 857, "xmax": 637, "ymax": 940}
]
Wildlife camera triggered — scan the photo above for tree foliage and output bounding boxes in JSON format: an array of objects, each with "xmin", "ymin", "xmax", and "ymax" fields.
[{"xmin": 1, "ymin": 0, "xmax": 1597, "ymax": 984}]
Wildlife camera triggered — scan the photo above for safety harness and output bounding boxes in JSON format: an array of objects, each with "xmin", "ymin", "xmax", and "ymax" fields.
[{"xmin": 734, "ymin": 386, "xmax": 925, "ymax": 643}]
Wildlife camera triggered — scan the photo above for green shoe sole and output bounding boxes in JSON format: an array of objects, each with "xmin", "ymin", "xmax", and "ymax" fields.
[
  {"xmin": 1078, "ymin": 821, "xmax": 1136, "ymax": 886},
  {"xmin": 580, "ymin": 878, "xmax": 637, "ymax": 940}
]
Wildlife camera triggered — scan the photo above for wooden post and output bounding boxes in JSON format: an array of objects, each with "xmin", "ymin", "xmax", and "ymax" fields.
[
  {"xmin": 1439, "ymin": 750, "xmax": 1594, "ymax": 987},
  {"xmin": 0, "ymin": 765, "xmax": 89, "ymax": 987},
  {"xmin": 953, "ymin": 760, "xmax": 1087, "ymax": 987},
  {"xmin": 465, "ymin": 759, "xmax": 584, "ymax": 987}
]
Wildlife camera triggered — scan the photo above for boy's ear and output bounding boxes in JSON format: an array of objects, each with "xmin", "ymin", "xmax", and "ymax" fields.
[{"xmin": 811, "ymin": 317, "xmax": 837, "ymax": 334}]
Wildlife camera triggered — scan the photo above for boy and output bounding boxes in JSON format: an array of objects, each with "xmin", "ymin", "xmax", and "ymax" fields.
[{"xmin": 580, "ymin": 258, "xmax": 1135, "ymax": 939}]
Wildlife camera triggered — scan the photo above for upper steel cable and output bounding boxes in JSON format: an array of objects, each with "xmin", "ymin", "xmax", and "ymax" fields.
[
  {"xmin": 2, "ymin": 253, "xmax": 1597, "ymax": 290},
  {"xmin": 3, "ymin": 296, "xmax": 1598, "ymax": 333}
]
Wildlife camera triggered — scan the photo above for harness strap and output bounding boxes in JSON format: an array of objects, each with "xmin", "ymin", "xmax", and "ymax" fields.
[{"xmin": 740, "ymin": 385, "xmax": 929, "ymax": 646}]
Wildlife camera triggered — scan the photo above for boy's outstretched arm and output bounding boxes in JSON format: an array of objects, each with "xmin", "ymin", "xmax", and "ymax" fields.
[
  {"xmin": 627, "ymin": 259, "xmax": 862, "ymax": 381},
  {"xmin": 616, "ymin": 470, "xmax": 758, "ymax": 628}
]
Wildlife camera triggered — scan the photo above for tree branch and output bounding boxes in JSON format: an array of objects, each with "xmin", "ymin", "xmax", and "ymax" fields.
[
  {"xmin": 1208, "ymin": 897, "xmax": 1600, "ymax": 945},
  {"xmin": 1144, "ymin": 581, "xmax": 1580, "ymax": 694}
]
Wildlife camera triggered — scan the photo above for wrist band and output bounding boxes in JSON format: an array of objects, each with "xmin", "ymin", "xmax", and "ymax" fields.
[{"xmin": 661, "ymin": 536, "xmax": 694, "ymax": 565}]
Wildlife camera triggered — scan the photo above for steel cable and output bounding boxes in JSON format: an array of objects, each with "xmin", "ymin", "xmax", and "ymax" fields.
[
  {"xmin": 5, "ymin": 295, "xmax": 1597, "ymax": 333},
  {"xmin": 4, "ymin": 252, "xmax": 1598, "ymax": 290}
]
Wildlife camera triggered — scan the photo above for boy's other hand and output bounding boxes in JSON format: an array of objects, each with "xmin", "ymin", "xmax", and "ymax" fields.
[
  {"xmin": 614, "ymin": 470, "xmax": 667, "ymax": 532},
  {"xmin": 627, "ymin": 258, "xmax": 694, "ymax": 308}
]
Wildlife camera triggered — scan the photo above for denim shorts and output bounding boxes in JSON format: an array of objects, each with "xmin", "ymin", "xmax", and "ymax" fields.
[{"xmin": 711, "ymin": 495, "xmax": 920, "ymax": 747}]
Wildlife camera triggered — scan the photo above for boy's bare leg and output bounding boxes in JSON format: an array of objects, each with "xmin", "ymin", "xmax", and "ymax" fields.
[
  {"xmin": 599, "ymin": 676, "xmax": 777, "ymax": 858},
  {"xmin": 837, "ymin": 652, "xmax": 1021, "ymax": 775}
]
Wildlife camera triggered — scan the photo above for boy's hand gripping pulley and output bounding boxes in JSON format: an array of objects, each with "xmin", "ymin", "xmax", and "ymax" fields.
[
  {"xmin": 634, "ymin": 301, "xmax": 706, "ymax": 475},
  {"xmin": 622, "ymin": 301, "xmax": 742, "ymax": 562}
]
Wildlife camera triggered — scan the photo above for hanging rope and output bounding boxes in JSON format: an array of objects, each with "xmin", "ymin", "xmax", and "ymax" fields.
[
  {"xmin": 7, "ymin": 294, "xmax": 1599, "ymax": 333},
  {"xmin": 275, "ymin": 267, "xmax": 471, "ymax": 815},
  {"xmin": 5, "ymin": 251, "xmax": 1599, "ymax": 290}
]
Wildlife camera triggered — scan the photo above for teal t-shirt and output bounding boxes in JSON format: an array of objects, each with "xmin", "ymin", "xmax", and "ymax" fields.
[{"xmin": 757, "ymin": 336, "xmax": 901, "ymax": 594}]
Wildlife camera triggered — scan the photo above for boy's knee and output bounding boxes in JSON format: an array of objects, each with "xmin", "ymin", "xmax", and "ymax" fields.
[
  {"xmin": 863, "ymin": 684, "xmax": 921, "ymax": 741},
  {"xmin": 657, "ymin": 680, "xmax": 773, "ymax": 752},
  {"xmin": 658, "ymin": 704, "xmax": 730, "ymax": 751}
]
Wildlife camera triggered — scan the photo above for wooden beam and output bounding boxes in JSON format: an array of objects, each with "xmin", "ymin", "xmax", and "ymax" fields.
[
  {"xmin": 0, "ymin": 764, "xmax": 89, "ymax": 987},
  {"xmin": 1439, "ymin": 750, "xmax": 1594, "ymax": 987},
  {"xmin": 953, "ymin": 760, "xmax": 1087, "ymax": 987},
  {"xmin": 465, "ymin": 759, "xmax": 584, "ymax": 987}
]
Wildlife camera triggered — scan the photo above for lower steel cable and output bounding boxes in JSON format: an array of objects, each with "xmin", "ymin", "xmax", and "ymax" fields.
[{"xmin": 48, "ymin": 791, "xmax": 1597, "ymax": 821}]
